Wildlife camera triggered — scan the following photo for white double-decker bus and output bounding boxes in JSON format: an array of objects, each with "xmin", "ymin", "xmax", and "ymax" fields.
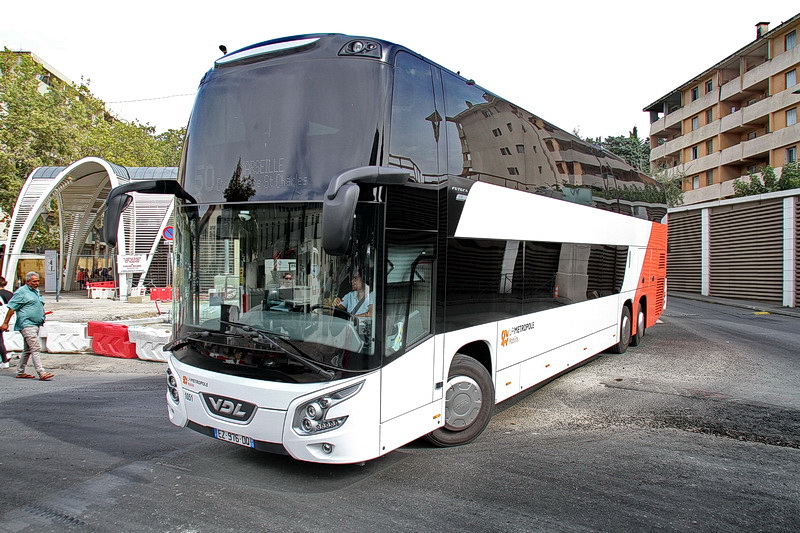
[{"xmin": 105, "ymin": 34, "xmax": 667, "ymax": 464}]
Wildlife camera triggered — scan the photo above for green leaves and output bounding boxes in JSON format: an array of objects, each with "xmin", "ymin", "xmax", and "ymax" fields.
[
  {"xmin": 733, "ymin": 163, "xmax": 800, "ymax": 197},
  {"xmin": 0, "ymin": 49, "xmax": 185, "ymax": 248}
]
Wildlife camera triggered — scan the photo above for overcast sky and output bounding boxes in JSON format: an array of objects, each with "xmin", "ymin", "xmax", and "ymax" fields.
[{"xmin": 2, "ymin": 1, "xmax": 797, "ymax": 140}]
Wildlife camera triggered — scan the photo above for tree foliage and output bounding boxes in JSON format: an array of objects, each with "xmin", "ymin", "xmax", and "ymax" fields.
[
  {"xmin": 0, "ymin": 49, "xmax": 185, "ymax": 246},
  {"xmin": 580, "ymin": 126, "xmax": 685, "ymax": 207},
  {"xmin": 584, "ymin": 126, "xmax": 651, "ymax": 174},
  {"xmin": 733, "ymin": 163, "xmax": 800, "ymax": 197}
]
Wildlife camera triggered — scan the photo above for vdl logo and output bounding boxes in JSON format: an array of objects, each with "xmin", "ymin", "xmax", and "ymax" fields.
[{"xmin": 202, "ymin": 393, "xmax": 257, "ymax": 422}]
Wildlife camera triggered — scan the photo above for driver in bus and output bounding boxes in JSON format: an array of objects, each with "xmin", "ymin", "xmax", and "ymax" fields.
[{"xmin": 333, "ymin": 269, "xmax": 373, "ymax": 317}]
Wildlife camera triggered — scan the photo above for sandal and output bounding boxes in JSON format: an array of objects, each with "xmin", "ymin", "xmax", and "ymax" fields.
[
  {"xmin": 39, "ymin": 373, "xmax": 55, "ymax": 381},
  {"xmin": 16, "ymin": 373, "xmax": 36, "ymax": 379}
]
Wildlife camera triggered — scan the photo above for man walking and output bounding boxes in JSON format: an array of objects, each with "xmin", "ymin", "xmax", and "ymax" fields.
[{"xmin": 0, "ymin": 272, "xmax": 53, "ymax": 380}]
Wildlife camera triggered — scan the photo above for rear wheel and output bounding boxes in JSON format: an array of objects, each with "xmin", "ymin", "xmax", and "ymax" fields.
[
  {"xmin": 609, "ymin": 306, "xmax": 632, "ymax": 354},
  {"xmin": 630, "ymin": 302, "xmax": 645, "ymax": 347},
  {"xmin": 425, "ymin": 354, "xmax": 494, "ymax": 447}
]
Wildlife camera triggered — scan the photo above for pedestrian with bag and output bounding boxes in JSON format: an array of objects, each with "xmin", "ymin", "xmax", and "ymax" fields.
[
  {"xmin": 0, "ymin": 272, "xmax": 53, "ymax": 380},
  {"xmin": 0, "ymin": 277, "xmax": 12, "ymax": 369}
]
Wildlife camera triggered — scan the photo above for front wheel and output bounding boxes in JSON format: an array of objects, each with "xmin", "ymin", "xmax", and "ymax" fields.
[
  {"xmin": 425, "ymin": 354, "xmax": 494, "ymax": 447},
  {"xmin": 609, "ymin": 306, "xmax": 632, "ymax": 354}
]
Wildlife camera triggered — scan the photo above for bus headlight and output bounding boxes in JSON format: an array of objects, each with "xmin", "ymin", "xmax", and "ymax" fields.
[
  {"xmin": 293, "ymin": 381, "xmax": 364, "ymax": 436},
  {"xmin": 167, "ymin": 368, "xmax": 179, "ymax": 404}
]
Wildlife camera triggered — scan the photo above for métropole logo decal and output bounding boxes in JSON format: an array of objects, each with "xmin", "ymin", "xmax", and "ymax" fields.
[
  {"xmin": 501, "ymin": 321, "xmax": 535, "ymax": 347},
  {"xmin": 182, "ymin": 376, "xmax": 209, "ymax": 388}
]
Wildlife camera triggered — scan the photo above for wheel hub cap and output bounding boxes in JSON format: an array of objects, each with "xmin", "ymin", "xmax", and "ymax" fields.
[{"xmin": 444, "ymin": 376, "xmax": 482, "ymax": 430}]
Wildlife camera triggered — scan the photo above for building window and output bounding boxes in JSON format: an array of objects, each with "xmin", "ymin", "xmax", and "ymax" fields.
[
  {"xmin": 788, "ymin": 108, "xmax": 798, "ymax": 127},
  {"xmin": 787, "ymin": 69, "xmax": 797, "ymax": 89},
  {"xmin": 691, "ymin": 86, "xmax": 699, "ymax": 101},
  {"xmin": 482, "ymin": 109, "xmax": 493, "ymax": 118},
  {"xmin": 500, "ymin": 147, "xmax": 512, "ymax": 156},
  {"xmin": 787, "ymin": 30, "xmax": 797, "ymax": 51},
  {"xmin": 692, "ymin": 175, "xmax": 700, "ymax": 189},
  {"xmin": 705, "ymin": 80, "xmax": 713, "ymax": 94},
  {"xmin": 706, "ymin": 169, "xmax": 714, "ymax": 186},
  {"xmin": 788, "ymin": 146, "xmax": 798, "ymax": 163},
  {"xmin": 492, "ymin": 128, "xmax": 502, "ymax": 137},
  {"xmin": 706, "ymin": 139, "xmax": 714, "ymax": 154},
  {"xmin": 516, "ymin": 144, "xmax": 525, "ymax": 154},
  {"xmin": 747, "ymin": 131, "xmax": 758, "ymax": 140},
  {"xmin": 506, "ymin": 123, "xmax": 513, "ymax": 133},
  {"xmin": 507, "ymin": 167, "xmax": 520, "ymax": 176},
  {"xmin": 691, "ymin": 146, "xmax": 699, "ymax": 160},
  {"xmin": 705, "ymin": 108, "xmax": 713, "ymax": 124},
  {"xmin": 692, "ymin": 116, "xmax": 699, "ymax": 130}
]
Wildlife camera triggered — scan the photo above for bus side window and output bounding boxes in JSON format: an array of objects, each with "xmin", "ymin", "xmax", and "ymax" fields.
[{"xmin": 390, "ymin": 52, "xmax": 440, "ymax": 181}]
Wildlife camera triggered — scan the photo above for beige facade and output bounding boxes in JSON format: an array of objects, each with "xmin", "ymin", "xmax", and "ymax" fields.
[{"xmin": 645, "ymin": 13, "xmax": 800, "ymax": 205}]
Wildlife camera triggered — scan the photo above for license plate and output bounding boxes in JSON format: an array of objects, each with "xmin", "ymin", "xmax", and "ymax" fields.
[{"xmin": 213, "ymin": 428, "xmax": 255, "ymax": 448}]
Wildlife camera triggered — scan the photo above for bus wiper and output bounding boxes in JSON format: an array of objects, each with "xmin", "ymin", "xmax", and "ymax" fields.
[
  {"xmin": 220, "ymin": 320, "xmax": 335, "ymax": 380},
  {"xmin": 163, "ymin": 331, "xmax": 210, "ymax": 352}
]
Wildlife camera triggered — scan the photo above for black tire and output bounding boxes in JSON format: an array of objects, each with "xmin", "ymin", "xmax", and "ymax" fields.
[
  {"xmin": 425, "ymin": 354, "xmax": 494, "ymax": 447},
  {"xmin": 630, "ymin": 301, "xmax": 645, "ymax": 347},
  {"xmin": 609, "ymin": 306, "xmax": 632, "ymax": 354}
]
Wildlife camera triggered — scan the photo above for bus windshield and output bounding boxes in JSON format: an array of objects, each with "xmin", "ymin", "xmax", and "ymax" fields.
[
  {"xmin": 172, "ymin": 202, "xmax": 382, "ymax": 382},
  {"xmin": 181, "ymin": 58, "xmax": 390, "ymax": 203}
]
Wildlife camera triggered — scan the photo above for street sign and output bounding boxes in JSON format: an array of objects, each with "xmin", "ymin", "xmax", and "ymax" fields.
[
  {"xmin": 117, "ymin": 254, "xmax": 149, "ymax": 273},
  {"xmin": 163, "ymin": 226, "xmax": 174, "ymax": 240}
]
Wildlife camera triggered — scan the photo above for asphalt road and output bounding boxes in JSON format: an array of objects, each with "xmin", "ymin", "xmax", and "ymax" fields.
[{"xmin": 0, "ymin": 296, "xmax": 797, "ymax": 532}]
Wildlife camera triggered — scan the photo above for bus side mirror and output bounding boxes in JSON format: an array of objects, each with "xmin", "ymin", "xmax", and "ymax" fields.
[
  {"xmin": 102, "ymin": 179, "xmax": 198, "ymax": 247},
  {"xmin": 321, "ymin": 166, "xmax": 411, "ymax": 256},
  {"xmin": 322, "ymin": 182, "xmax": 359, "ymax": 256},
  {"xmin": 102, "ymin": 193, "xmax": 134, "ymax": 247}
]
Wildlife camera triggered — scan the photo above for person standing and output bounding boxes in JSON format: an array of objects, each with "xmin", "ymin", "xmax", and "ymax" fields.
[
  {"xmin": 0, "ymin": 277, "xmax": 12, "ymax": 369},
  {"xmin": 0, "ymin": 272, "xmax": 53, "ymax": 380}
]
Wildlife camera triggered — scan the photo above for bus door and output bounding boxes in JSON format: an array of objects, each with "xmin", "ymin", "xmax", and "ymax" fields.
[{"xmin": 380, "ymin": 230, "xmax": 438, "ymax": 427}]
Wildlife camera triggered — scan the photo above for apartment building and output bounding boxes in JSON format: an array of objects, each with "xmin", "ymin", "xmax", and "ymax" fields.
[
  {"xmin": 645, "ymin": 13, "xmax": 800, "ymax": 205},
  {"xmin": 7, "ymin": 51, "xmax": 75, "ymax": 94}
]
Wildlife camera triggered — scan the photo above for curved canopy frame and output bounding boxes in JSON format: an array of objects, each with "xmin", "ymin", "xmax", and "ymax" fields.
[{"xmin": 1, "ymin": 157, "xmax": 176, "ymax": 298}]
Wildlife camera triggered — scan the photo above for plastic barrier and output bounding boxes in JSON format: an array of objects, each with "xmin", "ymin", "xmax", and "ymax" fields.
[
  {"xmin": 128, "ymin": 325, "xmax": 172, "ymax": 362},
  {"xmin": 89, "ymin": 287, "xmax": 117, "ymax": 299},
  {"xmin": 40, "ymin": 322, "xmax": 92, "ymax": 353},
  {"xmin": 87, "ymin": 281, "xmax": 117, "ymax": 299},
  {"xmin": 150, "ymin": 287, "xmax": 173, "ymax": 301},
  {"xmin": 87, "ymin": 321, "xmax": 137, "ymax": 359},
  {"xmin": 4, "ymin": 330, "xmax": 27, "ymax": 352},
  {"xmin": 86, "ymin": 281, "xmax": 116, "ymax": 288}
]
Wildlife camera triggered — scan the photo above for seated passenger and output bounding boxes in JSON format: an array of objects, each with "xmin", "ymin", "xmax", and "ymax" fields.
[{"xmin": 333, "ymin": 270, "xmax": 373, "ymax": 317}]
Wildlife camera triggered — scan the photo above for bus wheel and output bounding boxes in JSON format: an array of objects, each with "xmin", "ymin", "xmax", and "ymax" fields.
[
  {"xmin": 609, "ymin": 306, "xmax": 632, "ymax": 354},
  {"xmin": 425, "ymin": 354, "xmax": 494, "ymax": 447},
  {"xmin": 630, "ymin": 302, "xmax": 645, "ymax": 347}
]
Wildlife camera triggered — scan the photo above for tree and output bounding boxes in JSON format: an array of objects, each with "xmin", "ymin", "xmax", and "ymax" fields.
[
  {"xmin": 0, "ymin": 49, "xmax": 185, "ymax": 248},
  {"xmin": 580, "ymin": 126, "xmax": 684, "ymax": 207},
  {"xmin": 584, "ymin": 127, "xmax": 651, "ymax": 174},
  {"xmin": 733, "ymin": 163, "xmax": 800, "ymax": 197},
  {"xmin": 650, "ymin": 167, "xmax": 685, "ymax": 208}
]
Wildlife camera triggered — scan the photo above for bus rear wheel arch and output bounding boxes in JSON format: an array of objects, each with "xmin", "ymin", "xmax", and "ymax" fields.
[{"xmin": 425, "ymin": 354, "xmax": 494, "ymax": 447}]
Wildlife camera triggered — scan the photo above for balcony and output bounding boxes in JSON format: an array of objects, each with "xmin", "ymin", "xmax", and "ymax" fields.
[
  {"xmin": 742, "ymin": 97, "xmax": 771, "ymax": 126},
  {"xmin": 720, "ymin": 109, "xmax": 744, "ymax": 133},
  {"xmin": 720, "ymin": 144, "xmax": 743, "ymax": 165},
  {"xmin": 741, "ymin": 60, "xmax": 772, "ymax": 93},
  {"xmin": 720, "ymin": 77, "xmax": 742, "ymax": 102}
]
